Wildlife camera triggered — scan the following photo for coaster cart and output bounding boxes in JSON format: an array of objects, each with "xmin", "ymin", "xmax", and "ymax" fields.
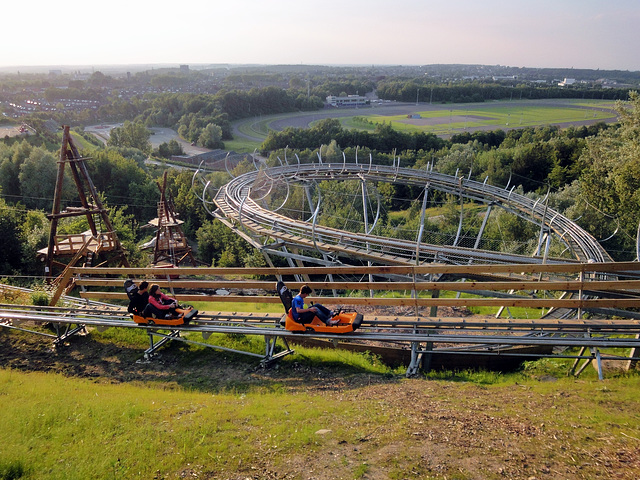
[
  {"xmin": 132, "ymin": 309, "xmax": 198, "ymax": 327},
  {"xmin": 276, "ymin": 281, "xmax": 363, "ymax": 334},
  {"xmin": 124, "ymin": 279, "xmax": 198, "ymax": 326}
]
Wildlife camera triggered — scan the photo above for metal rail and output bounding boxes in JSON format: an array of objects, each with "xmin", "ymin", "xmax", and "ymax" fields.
[
  {"xmin": 2, "ymin": 303, "xmax": 639, "ymax": 378},
  {"xmin": 211, "ymin": 162, "xmax": 612, "ymax": 267}
]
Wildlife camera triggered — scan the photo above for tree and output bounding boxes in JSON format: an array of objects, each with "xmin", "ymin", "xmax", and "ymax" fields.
[
  {"xmin": 322, "ymin": 139, "xmax": 342, "ymax": 162},
  {"xmin": 197, "ymin": 123, "xmax": 223, "ymax": 149},
  {"xmin": 196, "ymin": 219, "xmax": 255, "ymax": 267},
  {"xmin": 107, "ymin": 121, "xmax": 151, "ymax": 153},
  {"xmin": 87, "ymin": 149, "xmax": 151, "ymax": 220},
  {"xmin": 578, "ymin": 91, "xmax": 640, "ymax": 260},
  {"xmin": 19, "ymin": 148, "xmax": 58, "ymax": 210},
  {"xmin": 157, "ymin": 139, "xmax": 184, "ymax": 158},
  {"xmin": 0, "ymin": 198, "xmax": 24, "ymax": 275}
]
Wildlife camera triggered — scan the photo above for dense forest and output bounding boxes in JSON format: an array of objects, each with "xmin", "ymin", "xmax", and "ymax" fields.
[{"xmin": 1, "ymin": 65, "xmax": 640, "ymax": 283}]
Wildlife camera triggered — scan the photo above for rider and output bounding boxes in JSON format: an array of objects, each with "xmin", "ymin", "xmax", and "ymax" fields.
[
  {"xmin": 146, "ymin": 284, "xmax": 180, "ymax": 319},
  {"xmin": 291, "ymin": 285, "xmax": 337, "ymax": 326},
  {"xmin": 127, "ymin": 281, "xmax": 149, "ymax": 316}
]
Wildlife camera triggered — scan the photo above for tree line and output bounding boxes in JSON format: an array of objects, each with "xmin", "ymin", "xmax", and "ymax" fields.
[
  {"xmin": 0, "ymin": 134, "xmax": 263, "ymax": 279},
  {"xmin": 377, "ymin": 80, "xmax": 632, "ymax": 104}
]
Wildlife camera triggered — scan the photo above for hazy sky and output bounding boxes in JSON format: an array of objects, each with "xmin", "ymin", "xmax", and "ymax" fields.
[{"xmin": 3, "ymin": 0, "xmax": 639, "ymax": 71}]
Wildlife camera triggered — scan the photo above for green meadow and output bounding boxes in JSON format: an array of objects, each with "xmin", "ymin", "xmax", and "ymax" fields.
[
  {"xmin": 342, "ymin": 100, "xmax": 617, "ymax": 135},
  {"xmin": 1, "ymin": 336, "xmax": 639, "ymax": 480},
  {"xmin": 233, "ymin": 99, "xmax": 618, "ymax": 145}
]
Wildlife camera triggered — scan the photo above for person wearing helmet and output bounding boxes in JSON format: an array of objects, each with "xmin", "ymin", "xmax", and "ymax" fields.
[{"xmin": 125, "ymin": 280, "xmax": 150, "ymax": 315}]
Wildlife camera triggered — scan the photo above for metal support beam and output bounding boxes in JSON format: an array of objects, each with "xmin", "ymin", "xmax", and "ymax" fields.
[
  {"xmin": 145, "ymin": 329, "xmax": 181, "ymax": 359},
  {"xmin": 260, "ymin": 335, "xmax": 295, "ymax": 367},
  {"xmin": 415, "ymin": 184, "xmax": 430, "ymax": 265},
  {"xmin": 473, "ymin": 204, "xmax": 493, "ymax": 250},
  {"xmin": 361, "ymin": 178, "xmax": 374, "ymax": 297},
  {"xmin": 53, "ymin": 323, "xmax": 86, "ymax": 346}
]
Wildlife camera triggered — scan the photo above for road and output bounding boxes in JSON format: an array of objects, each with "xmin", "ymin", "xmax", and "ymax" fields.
[{"xmin": 85, "ymin": 125, "xmax": 209, "ymax": 156}]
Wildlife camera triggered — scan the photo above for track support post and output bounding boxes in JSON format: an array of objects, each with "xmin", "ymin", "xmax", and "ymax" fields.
[
  {"xmin": 52, "ymin": 323, "xmax": 86, "ymax": 346},
  {"xmin": 406, "ymin": 341, "xmax": 426, "ymax": 377},
  {"xmin": 260, "ymin": 335, "xmax": 294, "ymax": 367},
  {"xmin": 144, "ymin": 329, "xmax": 181, "ymax": 359}
]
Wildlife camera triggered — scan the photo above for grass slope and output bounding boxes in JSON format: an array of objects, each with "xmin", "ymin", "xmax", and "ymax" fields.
[{"xmin": 1, "ymin": 326, "xmax": 639, "ymax": 480}]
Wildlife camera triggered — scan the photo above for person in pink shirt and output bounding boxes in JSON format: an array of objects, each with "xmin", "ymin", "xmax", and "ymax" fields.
[{"xmin": 147, "ymin": 284, "xmax": 179, "ymax": 319}]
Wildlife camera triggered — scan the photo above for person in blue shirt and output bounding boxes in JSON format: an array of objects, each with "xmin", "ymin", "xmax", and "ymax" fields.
[{"xmin": 291, "ymin": 285, "xmax": 337, "ymax": 326}]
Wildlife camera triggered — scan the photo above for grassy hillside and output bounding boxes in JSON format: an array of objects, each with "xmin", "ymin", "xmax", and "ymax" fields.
[{"xmin": 1, "ymin": 326, "xmax": 639, "ymax": 480}]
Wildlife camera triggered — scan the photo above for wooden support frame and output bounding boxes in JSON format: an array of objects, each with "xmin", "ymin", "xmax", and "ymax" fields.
[
  {"xmin": 150, "ymin": 171, "xmax": 196, "ymax": 267},
  {"xmin": 44, "ymin": 125, "xmax": 129, "ymax": 277}
]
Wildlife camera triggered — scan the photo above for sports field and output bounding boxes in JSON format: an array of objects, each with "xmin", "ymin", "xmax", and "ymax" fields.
[
  {"xmin": 342, "ymin": 100, "xmax": 617, "ymax": 135},
  {"xmin": 232, "ymin": 99, "xmax": 618, "ymax": 148}
]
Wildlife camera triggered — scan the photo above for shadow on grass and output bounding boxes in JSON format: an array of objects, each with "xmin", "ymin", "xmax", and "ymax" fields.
[{"xmin": 0, "ymin": 327, "xmax": 404, "ymax": 394}]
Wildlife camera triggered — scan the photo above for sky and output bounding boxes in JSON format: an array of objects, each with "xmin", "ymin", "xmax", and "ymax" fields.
[{"xmin": 3, "ymin": 0, "xmax": 640, "ymax": 71}]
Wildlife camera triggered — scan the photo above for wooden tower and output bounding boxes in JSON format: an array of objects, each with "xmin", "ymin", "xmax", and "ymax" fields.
[
  {"xmin": 149, "ymin": 171, "xmax": 196, "ymax": 267},
  {"xmin": 40, "ymin": 125, "xmax": 129, "ymax": 277}
]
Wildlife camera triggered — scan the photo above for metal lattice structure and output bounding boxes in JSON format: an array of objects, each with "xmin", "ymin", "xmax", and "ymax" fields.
[{"xmin": 195, "ymin": 155, "xmax": 612, "ymax": 271}]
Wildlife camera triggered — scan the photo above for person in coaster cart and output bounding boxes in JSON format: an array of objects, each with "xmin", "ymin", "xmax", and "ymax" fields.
[
  {"xmin": 145, "ymin": 284, "xmax": 184, "ymax": 319},
  {"xmin": 126, "ymin": 280, "xmax": 149, "ymax": 316},
  {"xmin": 292, "ymin": 285, "xmax": 338, "ymax": 326}
]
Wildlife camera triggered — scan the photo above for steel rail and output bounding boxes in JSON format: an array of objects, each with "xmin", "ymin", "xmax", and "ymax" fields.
[
  {"xmin": 2, "ymin": 308, "xmax": 639, "ymax": 349},
  {"xmin": 3, "ymin": 303, "xmax": 639, "ymax": 379},
  {"xmin": 213, "ymin": 162, "xmax": 612, "ymax": 267},
  {"xmin": 5, "ymin": 304, "xmax": 640, "ymax": 333}
]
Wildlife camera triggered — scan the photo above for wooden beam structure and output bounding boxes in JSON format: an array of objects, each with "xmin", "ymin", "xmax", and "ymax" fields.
[
  {"xmin": 42, "ymin": 126, "xmax": 129, "ymax": 277},
  {"xmin": 55, "ymin": 262, "xmax": 640, "ymax": 315},
  {"xmin": 149, "ymin": 171, "xmax": 196, "ymax": 267}
]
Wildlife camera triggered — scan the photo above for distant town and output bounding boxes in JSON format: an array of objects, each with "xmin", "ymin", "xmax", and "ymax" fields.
[{"xmin": 2, "ymin": 63, "xmax": 638, "ymax": 120}]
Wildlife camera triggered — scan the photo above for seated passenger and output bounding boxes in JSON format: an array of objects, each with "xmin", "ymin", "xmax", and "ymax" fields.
[
  {"xmin": 291, "ymin": 285, "xmax": 337, "ymax": 326},
  {"xmin": 127, "ymin": 281, "xmax": 149, "ymax": 316},
  {"xmin": 146, "ymin": 284, "xmax": 180, "ymax": 319}
]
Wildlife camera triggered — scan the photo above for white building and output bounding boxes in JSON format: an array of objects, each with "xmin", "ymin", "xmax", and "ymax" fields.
[
  {"xmin": 326, "ymin": 95, "xmax": 368, "ymax": 107},
  {"xmin": 558, "ymin": 78, "xmax": 576, "ymax": 87}
]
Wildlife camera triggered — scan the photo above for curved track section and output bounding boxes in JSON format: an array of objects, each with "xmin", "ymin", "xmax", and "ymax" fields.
[{"xmin": 211, "ymin": 162, "xmax": 612, "ymax": 267}]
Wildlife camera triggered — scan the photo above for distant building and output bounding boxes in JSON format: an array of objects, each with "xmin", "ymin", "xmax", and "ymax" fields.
[
  {"xmin": 326, "ymin": 95, "xmax": 368, "ymax": 107},
  {"xmin": 558, "ymin": 78, "xmax": 576, "ymax": 87},
  {"xmin": 180, "ymin": 65, "xmax": 190, "ymax": 73},
  {"xmin": 49, "ymin": 69, "xmax": 62, "ymax": 76}
]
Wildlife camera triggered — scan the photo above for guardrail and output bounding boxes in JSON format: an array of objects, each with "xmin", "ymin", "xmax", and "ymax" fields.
[{"xmin": 57, "ymin": 263, "xmax": 640, "ymax": 317}]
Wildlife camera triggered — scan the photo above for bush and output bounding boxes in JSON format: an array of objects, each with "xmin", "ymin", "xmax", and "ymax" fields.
[{"xmin": 30, "ymin": 290, "xmax": 49, "ymax": 306}]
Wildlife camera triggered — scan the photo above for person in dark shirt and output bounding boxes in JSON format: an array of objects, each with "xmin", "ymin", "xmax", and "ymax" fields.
[{"xmin": 127, "ymin": 281, "xmax": 149, "ymax": 315}]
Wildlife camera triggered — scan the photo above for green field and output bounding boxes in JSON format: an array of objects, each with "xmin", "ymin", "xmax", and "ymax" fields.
[
  {"xmin": 232, "ymin": 99, "xmax": 618, "ymax": 144},
  {"xmin": 341, "ymin": 100, "xmax": 617, "ymax": 135},
  {"xmin": 1, "ymin": 338, "xmax": 639, "ymax": 479}
]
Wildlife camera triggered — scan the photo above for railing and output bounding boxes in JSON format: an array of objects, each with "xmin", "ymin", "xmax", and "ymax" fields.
[{"xmin": 59, "ymin": 263, "xmax": 640, "ymax": 318}]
